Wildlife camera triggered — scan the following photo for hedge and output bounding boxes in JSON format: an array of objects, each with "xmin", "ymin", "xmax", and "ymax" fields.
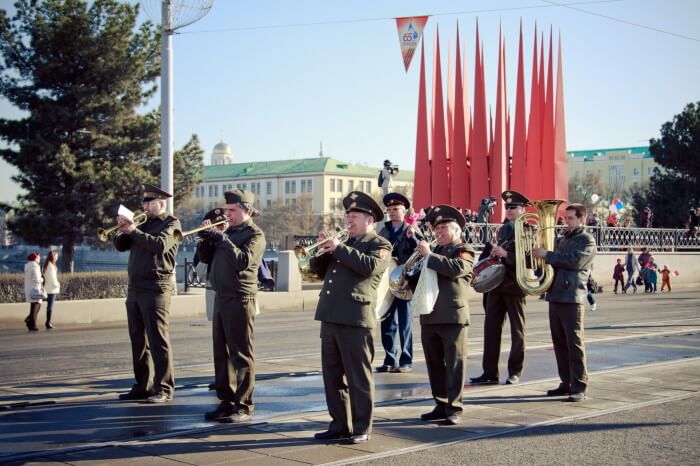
[{"xmin": 0, "ymin": 272, "xmax": 129, "ymax": 303}]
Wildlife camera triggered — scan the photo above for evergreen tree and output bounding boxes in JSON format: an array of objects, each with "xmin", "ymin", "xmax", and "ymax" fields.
[
  {"xmin": 633, "ymin": 102, "xmax": 700, "ymax": 228},
  {"xmin": 0, "ymin": 0, "xmax": 202, "ymax": 271}
]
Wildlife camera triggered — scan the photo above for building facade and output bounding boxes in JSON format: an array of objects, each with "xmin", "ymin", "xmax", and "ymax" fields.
[
  {"xmin": 194, "ymin": 151, "xmax": 413, "ymax": 215},
  {"xmin": 567, "ymin": 146, "xmax": 662, "ymax": 194}
]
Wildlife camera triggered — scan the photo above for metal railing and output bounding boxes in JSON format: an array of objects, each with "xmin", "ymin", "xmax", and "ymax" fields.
[{"xmin": 295, "ymin": 224, "xmax": 700, "ymax": 252}]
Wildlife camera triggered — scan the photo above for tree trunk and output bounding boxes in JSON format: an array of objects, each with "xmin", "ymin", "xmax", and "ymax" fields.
[{"xmin": 61, "ymin": 241, "xmax": 75, "ymax": 273}]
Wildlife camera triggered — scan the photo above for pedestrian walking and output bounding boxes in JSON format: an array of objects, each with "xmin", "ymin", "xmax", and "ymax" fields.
[
  {"xmin": 23, "ymin": 252, "xmax": 43, "ymax": 332},
  {"xmin": 623, "ymin": 249, "xmax": 639, "ymax": 293},
  {"xmin": 660, "ymin": 265, "xmax": 672, "ymax": 292},
  {"xmin": 613, "ymin": 259, "xmax": 625, "ymax": 294},
  {"xmin": 42, "ymin": 251, "xmax": 60, "ymax": 329}
]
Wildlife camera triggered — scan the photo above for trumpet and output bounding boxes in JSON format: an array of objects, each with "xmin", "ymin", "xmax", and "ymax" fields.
[
  {"xmin": 97, "ymin": 213, "xmax": 147, "ymax": 242},
  {"xmin": 173, "ymin": 220, "xmax": 228, "ymax": 242},
  {"xmin": 294, "ymin": 228, "xmax": 349, "ymax": 281}
]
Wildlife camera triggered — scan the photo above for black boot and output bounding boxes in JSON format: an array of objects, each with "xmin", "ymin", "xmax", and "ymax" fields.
[
  {"xmin": 45, "ymin": 308, "xmax": 54, "ymax": 329},
  {"xmin": 28, "ymin": 303, "xmax": 40, "ymax": 331}
]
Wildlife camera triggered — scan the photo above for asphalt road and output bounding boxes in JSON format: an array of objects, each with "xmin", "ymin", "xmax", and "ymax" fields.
[{"xmin": 1, "ymin": 289, "xmax": 698, "ymax": 385}]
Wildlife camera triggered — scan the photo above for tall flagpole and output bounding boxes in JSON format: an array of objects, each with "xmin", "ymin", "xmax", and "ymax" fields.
[{"xmin": 160, "ymin": 0, "xmax": 174, "ymax": 213}]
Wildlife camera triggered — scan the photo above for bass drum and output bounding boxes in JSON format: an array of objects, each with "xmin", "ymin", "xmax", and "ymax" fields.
[{"xmin": 471, "ymin": 257, "xmax": 505, "ymax": 293}]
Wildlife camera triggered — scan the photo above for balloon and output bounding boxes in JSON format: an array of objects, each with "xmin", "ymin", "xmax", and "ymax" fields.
[
  {"xmin": 673, "ymin": 271, "xmax": 680, "ymax": 276},
  {"xmin": 616, "ymin": 200, "xmax": 624, "ymax": 210},
  {"xmin": 591, "ymin": 193, "xmax": 600, "ymax": 203},
  {"xmin": 609, "ymin": 204, "xmax": 618, "ymax": 214}
]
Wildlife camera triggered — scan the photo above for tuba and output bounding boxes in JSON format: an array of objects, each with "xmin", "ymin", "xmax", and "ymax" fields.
[{"xmin": 514, "ymin": 199, "xmax": 565, "ymax": 295}]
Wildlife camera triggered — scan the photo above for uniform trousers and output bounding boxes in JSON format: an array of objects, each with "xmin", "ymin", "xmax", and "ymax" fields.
[
  {"xmin": 482, "ymin": 292, "xmax": 526, "ymax": 379},
  {"xmin": 213, "ymin": 294, "xmax": 256, "ymax": 414},
  {"xmin": 320, "ymin": 322, "xmax": 375, "ymax": 435},
  {"xmin": 421, "ymin": 324, "xmax": 468, "ymax": 416},
  {"xmin": 548, "ymin": 302, "xmax": 588, "ymax": 394},
  {"xmin": 380, "ymin": 297, "xmax": 413, "ymax": 367},
  {"xmin": 125, "ymin": 289, "xmax": 174, "ymax": 397}
]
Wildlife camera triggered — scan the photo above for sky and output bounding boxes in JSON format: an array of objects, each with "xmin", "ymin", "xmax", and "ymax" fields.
[{"xmin": 1, "ymin": 0, "xmax": 699, "ymax": 204}]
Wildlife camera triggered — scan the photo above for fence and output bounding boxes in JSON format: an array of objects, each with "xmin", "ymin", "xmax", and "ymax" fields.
[{"xmin": 294, "ymin": 224, "xmax": 700, "ymax": 252}]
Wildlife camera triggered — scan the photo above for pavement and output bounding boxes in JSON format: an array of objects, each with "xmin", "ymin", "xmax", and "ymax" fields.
[{"xmin": 1, "ymin": 290, "xmax": 699, "ymax": 465}]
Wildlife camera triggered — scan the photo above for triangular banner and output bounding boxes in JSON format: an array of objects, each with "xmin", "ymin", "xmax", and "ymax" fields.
[{"xmin": 395, "ymin": 16, "xmax": 429, "ymax": 72}]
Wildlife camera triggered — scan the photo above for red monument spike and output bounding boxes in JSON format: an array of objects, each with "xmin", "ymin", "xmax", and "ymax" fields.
[
  {"xmin": 553, "ymin": 32, "xmax": 568, "ymax": 200},
  {"xmin": 446, "ymin": 38, "xmax": 454, "ymax": 159},
  {"xmin": 511, "ymin": 20, "xmax": 527, "ymax": 193},
  {"xmin": 541, "ymin": 27, "xmax": 556, "ymax": 199},
  {"xmin": 430, "ymin": 27, "xmax": 450, "ymax": 205},
  {"xmin": 462, "ymin": 27, "xmax": 472, "ymax": 208},
  {"xmin": 450, "ymin": 21, "xmax": 469, "ymax": 210},
  {"xmin": 470, "ymin": 19, "xmax": 490, "ymax": 210},
  {"xmin": 491, "ymin": 27, "xmax": 507, "ymax": 221},
  {"xmin": 525, "ymin": 24, "xmax": 541, "ymax": 200},
  {"xmin": 413, "ymin": 40, "xmax": 431, "ymax": 209}
]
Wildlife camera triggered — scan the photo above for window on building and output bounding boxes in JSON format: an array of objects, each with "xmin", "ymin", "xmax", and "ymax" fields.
[
  {"xmin": 208, "ymin": 185, "xmax": 213, "ymax": 197},
  {"xmin": 307, "ymin": 179, "xmax": 312, "ymax": 192},
  {"xmin": 236, "ymin": 183, "xmax": 246, "ymax": 190},
  {"xmin": 365, "ymin": 181, "xmax": 372, "ymax": 192},
  {"xmin": 633, "ymin": 168, "xmax": 640, "ymax": 177},
  {"xmin": 214, "ymin": 185, "xmax": 219, "ymax": 197},
  {"xmin": 330, "ymin": 179, "xmax": 336, "ymax": 192},
  {"xmin": 291, "ymin": 198, "xmax": 296, "ymax": 204},
  {"xmin": 337, "ymin": 179, "xmax": 343, "ymax": 193},
  {"xmin": 285, "ymin": 180, "xmax": 290, "ymax": 194},
  {"xmin": 329, "ymin": 198, "xmax": 335, "ymax": 210},
  {"xmin": 266, "ymin": 199, "xmax": 272, "ymax": 208},
  {"xmin": 301, "ymin": 180, "xmax": 306, "ymax": 192},
  {"xmin": 291, "ymin": 180, "xmax": 296, "ymax": 194},
  {"xmin": 266, "ymin": 181, "xmax": 272, "ymax": 195},
  {"xmin": 348, "ymin": 180, "xmax": 354, "ymax": 191}
]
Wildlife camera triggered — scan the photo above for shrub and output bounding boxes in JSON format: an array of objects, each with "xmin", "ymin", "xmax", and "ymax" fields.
[{"xmin": 0, "ymin": 272, "xmax": 129, "ymax": 303}]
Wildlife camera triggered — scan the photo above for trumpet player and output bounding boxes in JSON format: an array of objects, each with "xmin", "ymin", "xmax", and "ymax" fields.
[
  {"xmin": 376, "ymin": 193, "xmax": 422, "ymax": 373},
  {"xmin": 197, "ymin": 189, "xmax": 266, "ymax": 423},
  {"xmin": 114, "ymin": 184, "xmax": 181, "ymax": 404},
  {"xmin": 311, "ymin": 191, "xmax": 392, "ymax": 445},
  {"xmin": 471, "ymin": 191, "xmax": 529, "ymax": 386},
  {"xmin": 411, "ymin": 205, "xmax": 474, "ymax": 426}
]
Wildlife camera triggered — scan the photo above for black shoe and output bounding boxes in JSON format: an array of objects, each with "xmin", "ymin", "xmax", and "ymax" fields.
[
  {"xmin": 505, "ymin": 375, "xmax": 520, "ymax": 385},
  {"xmin": 208, "ymin": 382, "xmax": 216, "ymax": 390},
  {"xmin": 470, "ymin": 374, "xmax": 499, "ymax": 385},
  {"xmin": 119, "ymin": 390, "xmax": 151, "ymax": 401},
  {"xmin": 443, "ymin": 414, "xmax": 461, "ymax": 425},
  {"xmin": 546, "ymin": 386, "xmax": 572, "ymax": 397},
  {"xmin": 147, "ymin": 393, "xmax": 172, "ymax": 403},
  {"xmin": 376, "ymin": 365, "xmax": 397, "ymax": 373},
  {"xmin": 205, "ymin": 403, "xmax": 235, "ymax": 420},
  {"xmin": 219, "ymin": 410, "xmax": 252, "ymax": 423},
  {"xmin": 28, "ymin": 326, "xmax": 39, "ymax": 332},
  {"xmin": 567, "ymin": 392, "xmax": 586, "ymax": 402},
  {"xmin": 345, "ymin": 433, "xmax": 370, "ymax": 444},
  {"xmin": 314, "ymin": 430, "xmax": 352, "ymax": 440},
  {"xmin": 45, "ymin": 323, "xmax": 55, "ymax": 329},
  {"xmin": 421, "ymin": 409, "xmax": 446, "ymax": 421}
]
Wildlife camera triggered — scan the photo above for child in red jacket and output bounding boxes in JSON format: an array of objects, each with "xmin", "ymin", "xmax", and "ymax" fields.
[
  {"xmin": 660, "ymin": 265, "xmax": 672, "ymax": 292},
  {"xmin": 613, "ymin": 258, "xmax": 625, "ymax": 294}
]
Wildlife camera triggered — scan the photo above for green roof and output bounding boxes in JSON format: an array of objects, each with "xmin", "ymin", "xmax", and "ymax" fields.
[
  {"xmin": 567, "ymin": 146, "xmax": 651, "ymax": 160},
  {"xmin": 204, "ymin": 157, "xmax": 414, "ymax": 181}
]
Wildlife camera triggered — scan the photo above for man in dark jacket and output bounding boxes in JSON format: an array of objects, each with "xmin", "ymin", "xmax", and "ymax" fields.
[
  {"xmin": 412, "ymin": 205, "xmax": 475, "ymax": 425},
  {"xmin": 533, "ymin": 203, "xmax": 596, "ymax": 402},
  {"xmin": 311, "ymin": 191, "xmax": 392, "ymax": 445},
  {"xmin": 376, "ymin": 192, "xmax": 420, "ymax": 373},
  {"xmin": 471, "ymin": 191, "xmax": 529, "ymax": 386},
  {"xmin": 115, "ymin": 184, "xmax": 181, "ymax": 403},
  {"xmin": 197, "ymin": 189, "xmax": 266, "ymax": 423}
]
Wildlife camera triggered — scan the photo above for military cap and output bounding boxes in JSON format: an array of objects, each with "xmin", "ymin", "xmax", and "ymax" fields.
[
  {"xmin": 203, "ymin": 208, "xmax": 226, "ymax": 223},
  {"xmin": 501, "ymin": 190, "xmax": 530, "ymax": 208},
  {"xmin": 343, "ymin": 191, "xmax": 383, "ymax": 222},
  {"xmin": 142, "ymin": 183, "xmax": 172, "ymax": 202},
  {"xmin": 426, "ymin": 204, "xmax": 466, "ymax": 229},
  {"xmin": 383, "ymin": 192, "xmax": 410, "ymax": 209},
  {"xmin": 224, "ymin": 189, "xmax": 255, "ymax": 205}
]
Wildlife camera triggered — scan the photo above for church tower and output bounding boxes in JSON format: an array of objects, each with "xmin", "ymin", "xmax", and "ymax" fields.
[{"xmin": 211, "ymin": 140, "xmax": 233, "ymax": 165}]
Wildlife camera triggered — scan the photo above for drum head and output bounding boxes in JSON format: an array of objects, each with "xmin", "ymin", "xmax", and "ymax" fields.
[{"xmin": 472, "ymin": 257, "xmax": 506, "ymax": 293}]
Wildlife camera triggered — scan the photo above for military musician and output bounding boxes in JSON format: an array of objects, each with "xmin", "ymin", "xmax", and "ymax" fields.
[
  {"xmin": 411, "ymin": 205, "xmax": 475, "ymax": 425},
  {"xmin": 197, "ymin": 189, "xmax": 266, "ymax": 422},
  {"xmin": 115, "ymin": 184, "xmax": 181, "ymax": 403},
  {"xmin": 471, "ymin": 191, "xmax": 529, "ymax": 386},
  {"xmin": 532, "ymin": 203, "xmax": 596, "ymax": 402},
  {"xmin": 376, "ymin": 192, "xmax": 421, "ymax": 373},
  {"xmin": 311, "ymin": 191, "xmax": 392, "ymax": 444}
]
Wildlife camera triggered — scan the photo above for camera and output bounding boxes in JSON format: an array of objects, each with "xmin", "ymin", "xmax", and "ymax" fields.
[{"xmin": 383, "ymin": 160, "xmax": 399, "ymax": 175}]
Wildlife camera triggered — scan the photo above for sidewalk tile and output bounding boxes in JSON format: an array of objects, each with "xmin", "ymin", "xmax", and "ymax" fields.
[
  {"xmin": 332, "ymin": 432, "xmax": 426, "ymax": 453},
  {"xmin": 251, "ymin": 419, "xmax": 326, "ymax": 439},
  {"xmin": 455, "ymin": 417, "xmax": 519, "ymax": 433},
  {"xmin": 490, "ymin": 411, "xmax": 559, "ymax": 426},
  {"xmin": 275, "ymin": 444, "xmax": 365, "ymax": 464},
  {"xmin": 50, "ymin": 445, "xmax": 183, "ymax": 465}
]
